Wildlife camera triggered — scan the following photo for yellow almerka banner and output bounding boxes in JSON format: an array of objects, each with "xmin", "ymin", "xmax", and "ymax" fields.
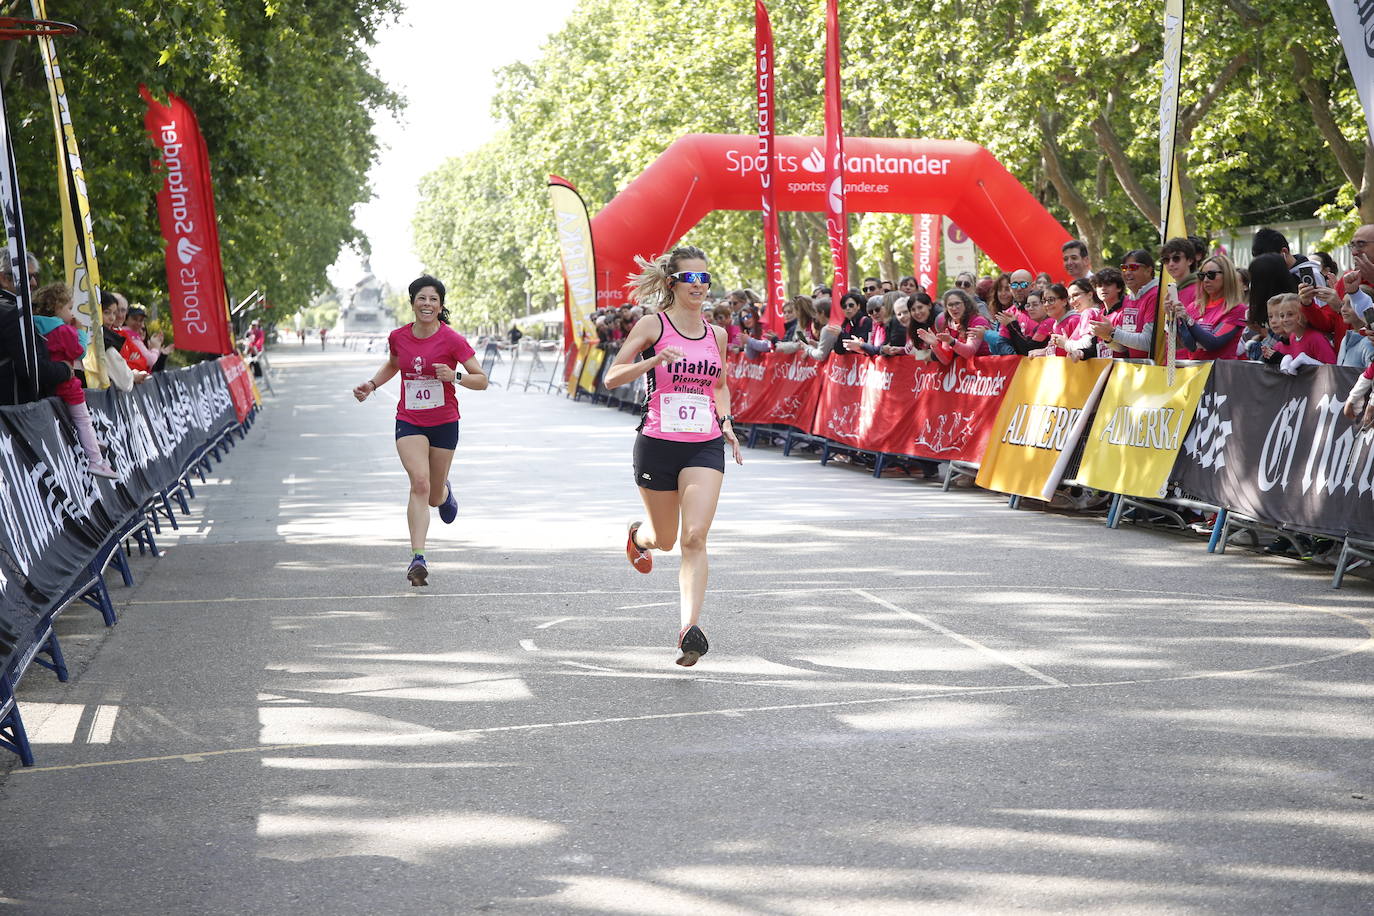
[
  {"xmin": 1078, "ymin": 362, "xmax": 1212, "ymax": 499},
  {"xmin": 976, "ymin": 357, "xmax": 1113, "ymax": 501},
  {"xmin": 35, "ymin": 0, "xmax": 107, "ymax": 387},
  {"xmin": 577, "ymin": 345, "xmax": 605, "ymax": 395}
]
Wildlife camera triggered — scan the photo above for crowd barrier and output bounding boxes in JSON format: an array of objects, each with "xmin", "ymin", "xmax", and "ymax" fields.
[
  {"xmin": 0, "ymin": 356, "xmax": 258, "ymax": 766},
  {"xmin": 564, "ymin": 344, "xmax": 1374, "ymax": 587}
]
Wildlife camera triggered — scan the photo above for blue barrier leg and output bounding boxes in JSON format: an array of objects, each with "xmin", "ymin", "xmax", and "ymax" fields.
[
  {"xmin": 148, "ymin": 509, "xmax": 162, "ymax": 535},
  {"xmin": 782, "ymin": 430, "xmax": 796, "ymax": 457},
  {"xmin": 1207, "ymin": 509, "xmax": 1228, "ymax": 554},
  {"xmin": 80, "ymin": 563, "xmax": 118, "ymax": 626},
  {"xmin": 110, "ymin": 547, "xmax": 134, "ymax": 587},
  {"xmin": 143, "ymin": 524, "xmax": 161, "ymax": 558},
  {"xmin": 1009, "ymin": 495, "xmax": 1021, "ymax": 510},
  {"xmin": 33, "ymin": 630, "xmax": 69, "ymax": 682},
  {"xmin": 181, "ymin": 474, "xmax": 196, "ymax": 499},
  {"xmin": 1106, "ymin": 493, "xmax": 1123, "ymax": 529},
  {"xmin": 872, "ymin": 454, "xmax": 886, "ymax": 478},
  {"xmin": 820, "ymin": 443, "xmax": 832, "ymax": 466},
  {"xmin": 174, "ymin": 488, "xmax": 190, "ymax": 515},
  {"xmin": 161, "ymin": 495, "xmax": 180, "ymax": 530},
  {"xmin": 0, "ymin": 676, "xmax": 34, "ymax": 767}
]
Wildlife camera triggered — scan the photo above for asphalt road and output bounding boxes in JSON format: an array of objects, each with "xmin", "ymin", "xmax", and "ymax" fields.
[{"xmin": 2, "ymin": 344, "xmax": 1372, "ymax": 915}]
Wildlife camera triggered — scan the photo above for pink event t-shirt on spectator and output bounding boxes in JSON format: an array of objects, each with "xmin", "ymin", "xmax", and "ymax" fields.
[
  {"xmin": 388, "ymin": 323, "xmax": 476, "ymax": 427},
  {"xmin": 1275, "ymin": 330, "xmax": 1336, "ymax": 364},
  {"xmin": 1186, "ymin": 299, "xmax": 1248, "ymax": 360},
  {"xmin": 1047, "ymin": 311, "xmax": 1085, "ymax": 356}
]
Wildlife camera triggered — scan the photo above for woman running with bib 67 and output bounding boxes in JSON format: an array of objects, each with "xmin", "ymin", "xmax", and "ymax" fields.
[
  {"xmin": 353, "ymin": 275, "xmax": 487, "ymax": 587},
  {"xmin": 604, "ymin": 246, "xmax": 743, "ymax": 666}
]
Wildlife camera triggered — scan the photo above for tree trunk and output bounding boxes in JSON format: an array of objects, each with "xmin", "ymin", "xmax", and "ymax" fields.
[
  {"xmin": 880, "ymin": 246, "xmax": 897, "ymax": 284},
  {"xmin": 1038, "ymin": 114, "xmax": 1105, "ymax": 262}
]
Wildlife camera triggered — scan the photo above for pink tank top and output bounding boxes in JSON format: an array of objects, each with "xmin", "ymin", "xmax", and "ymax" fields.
[{"xmin": 640, "ymin": 313, "xmax": 723, "ymax": 442}]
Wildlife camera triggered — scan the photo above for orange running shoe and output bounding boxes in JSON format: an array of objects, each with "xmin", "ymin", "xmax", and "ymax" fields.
[{"xmin": 626, "ymin": 521, "xmax": 652, "ymax": 574}]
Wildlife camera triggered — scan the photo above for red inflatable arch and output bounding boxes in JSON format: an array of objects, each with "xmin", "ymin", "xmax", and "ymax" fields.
[{"xmin": 590, "ymin": 134, "xmax": 1072, "ymax": 308}]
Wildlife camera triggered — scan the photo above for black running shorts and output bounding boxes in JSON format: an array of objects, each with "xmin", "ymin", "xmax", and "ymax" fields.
[
  {"xmin": 632, "ymin": 433, "xmax": 725, "ymax": 491},
  {"xmin": 395, "ymin": 419, "xmax": 460, "ymax": 450}
]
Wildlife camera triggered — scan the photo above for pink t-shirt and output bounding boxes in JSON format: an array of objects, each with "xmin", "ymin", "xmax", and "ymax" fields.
[
  {"xmin": 388, "ymin": 323, "xmax": 475, "ymax": 426},
  {"xmin": 1275, "ymin": 331, "xmax": 1336, "ymax": 364},
  {"xmin": 1187, "ymin": 298, "xmax": 1247, "ymax": 360},
  {"xmin": 642, "ymin": 313, "xmax": 723, "ymax": 443},
  {"xmin": 42, "ymin": 323, "xmax": 85, "ymax": 406},
  {"xmin": 1117, "ymin": 283, "xmax": 1158, "ymax": 358},
  {"xmin": 1047, "ymin": 312, "xmax": 1085, "ymax": 356}
]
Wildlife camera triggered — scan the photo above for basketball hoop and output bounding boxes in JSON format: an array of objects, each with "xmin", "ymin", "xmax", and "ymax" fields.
[{"xmin": 0, "ymin": 17, "xmax": 79, "ymax": 40}]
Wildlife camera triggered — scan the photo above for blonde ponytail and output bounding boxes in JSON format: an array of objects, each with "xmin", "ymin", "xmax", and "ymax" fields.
[{"xmin": 627, "ymin": 245, "xmax": 708, "ymax": 308}]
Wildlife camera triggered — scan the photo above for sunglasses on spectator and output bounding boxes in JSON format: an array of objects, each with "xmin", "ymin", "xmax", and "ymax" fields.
[
  {"xmin": 1164, "ymin": 254, "xmax": 1188, "ymax": 264},
  {"xmin": 1010, "ymin": 281, "xmax": 1030, "ymax": 289},
  {"xmin": 1120, "ymin": 262, "xmax": 1147, "ymax": 271},
  {"xmin": 863, "ymin": 284, "xmax": 878, "ymax": 292},
  {"xmin": 955, "ymin": 281, "xmax": 973, "ymax": 289},
  {"xmin": 867, "ymin": 305, "xmax": 882, "ymax": 314},
  {"xmin": 1197, "ymin": 269, "xmax": 1222, "ymax": 281},
  {"xmin": 671, "ymin": 271, "xmax": 711, "ymax": 284}
]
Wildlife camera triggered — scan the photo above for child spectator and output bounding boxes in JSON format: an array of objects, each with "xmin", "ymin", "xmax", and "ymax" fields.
[
  {"xmin": 32, "ymin": 284, "xmax": 117, "ymax": 478},
  {"xmin": 1263, "ymin": 293, "xmax": 1336, "ymax": 373},
  {"xmin": 1029, "ymin": 284, "xmax": 1081, "ymax": 357},
  {"xmin": 1338, "ymin": 273, "xmax": 1374, "ymax": 369}
]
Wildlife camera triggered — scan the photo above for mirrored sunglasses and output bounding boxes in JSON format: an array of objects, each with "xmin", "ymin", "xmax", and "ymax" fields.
[
  {"xmin": 1009, "ymin": 281, "xmax": 1031, "ymax": 289},
  {"xmin": 671, "ymin": 271, "xmax": 711, "ymax": 284},
  {"xmin": 1120, "ymin": 263, "xmax": 1147, "ymax": 271}
]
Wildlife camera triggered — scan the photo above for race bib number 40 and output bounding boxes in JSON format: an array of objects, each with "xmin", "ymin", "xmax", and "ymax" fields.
[
  {"xmin": 660, "ymin": 392, "xmax": 712, "ymax": 433},
  {"xmin": 404, "ymin": 378, "xmax": 443, "ymax": 410}
]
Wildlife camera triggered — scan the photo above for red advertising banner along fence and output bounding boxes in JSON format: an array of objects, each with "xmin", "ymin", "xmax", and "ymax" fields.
[
  {"xmin": 913, "ymin": 214, "xmax": 941, "ymax": 299},
  {"xmin": 823, "ymin": 0, "xmax": 848, "ymax": 324},
  {"xmin": 726, "ymin": 351, "xmax": 1016, "ymax": 462},
  {"xmin": 901, "ymin": 356, "xmax": 1019, "ymax": 461},
  {"xmin": 218, "ymin": 354, "xmax": 255, "ymax": 423},
  {"xmin": 141, "ymin": 86, "xmax": 233, "ymax": 355},
  {"xmin": 728, "ymin": 351, "xmax": 822, "ymax": 431},
  {"xmin": 755, "ymin": 1, "xmax": 786, "ymax": 337}
]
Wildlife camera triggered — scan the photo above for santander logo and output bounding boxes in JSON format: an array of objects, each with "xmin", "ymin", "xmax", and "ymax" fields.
[
  {"xmin": 177, "ymin": 237, "xmax": 202, "ymax": 265},
  {"xmin": 827, "ymin": 176, "xmax": 844, "ymax": 213},
  {"xmin": 802, "ymin": 148, "xmax": 825, "ymax": 172}
]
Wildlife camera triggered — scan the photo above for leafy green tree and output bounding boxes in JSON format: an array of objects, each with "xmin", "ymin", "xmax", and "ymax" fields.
[
  {"xmin": 415, "ymin": 0, "xmax": 1371, "ymax": 328},
  {"xmin": 3, "ymin": 0, "xmax": 400, "ymax": 326}
]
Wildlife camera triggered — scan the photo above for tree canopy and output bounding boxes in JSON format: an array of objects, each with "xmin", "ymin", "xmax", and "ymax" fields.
[
  {"xmin": 414, "ymin": 0, "xmax": 1370, "ymax": 328},
  {"xmin": 3, "ymin": 0, "xmax": 400, "ymax": 315}
]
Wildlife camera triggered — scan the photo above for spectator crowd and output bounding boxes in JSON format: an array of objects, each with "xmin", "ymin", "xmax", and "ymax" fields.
[{"xmin": 586, "ymin": 227, "xmax": 1374, "ymax": 378}]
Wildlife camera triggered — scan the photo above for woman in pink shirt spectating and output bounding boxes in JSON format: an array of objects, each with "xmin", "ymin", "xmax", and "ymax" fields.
[
  {"xmin": 352, "ymin": 276, "xmax": 489, "ymax": 587},
  {"xmin": 603, "ymin": 246, "xmax": 744, "ymax": 667}
]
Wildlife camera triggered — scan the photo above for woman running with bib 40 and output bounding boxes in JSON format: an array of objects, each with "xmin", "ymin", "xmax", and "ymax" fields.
[
  {"xmin": 352, "ymin": 276, "xmax": 487, "ymax": 586},
  {"xmin": 604, "ymin": 246, "xmax": 743, "ymax": 666}
]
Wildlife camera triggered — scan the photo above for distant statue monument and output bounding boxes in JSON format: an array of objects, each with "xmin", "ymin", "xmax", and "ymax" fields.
[{"xmin": 336, "ymin": 258, "xmax": 388, "ymax": 334}]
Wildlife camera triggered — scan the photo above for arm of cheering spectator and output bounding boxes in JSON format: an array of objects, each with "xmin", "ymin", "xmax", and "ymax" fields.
[{"xmin": 1183, "ymin": 320, "xmax": 1240, "ymax": 353}]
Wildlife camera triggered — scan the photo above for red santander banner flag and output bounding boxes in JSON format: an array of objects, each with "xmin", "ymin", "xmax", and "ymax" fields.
[
  {"xmin": 140, "ymin": 86, "xmax": 233, "ymax": 355},
  {"xmin": 755, "ymin": 1, "xmax": 786, "ymax": 336},
  {"xmin": 913, "ymin": 214, "xmax": 941, "ymax": 299},
  {"xmin": 823, "ymin": 0, "xmax": 848, "ymax": 326}
]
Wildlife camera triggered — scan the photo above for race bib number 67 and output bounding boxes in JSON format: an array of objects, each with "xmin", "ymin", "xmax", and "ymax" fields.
[{"xmin": 660, "ymin": 392, "xmax": 712, "ymax": 433}]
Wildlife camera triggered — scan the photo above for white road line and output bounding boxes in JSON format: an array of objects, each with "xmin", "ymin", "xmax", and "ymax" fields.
[
  {"xmin": 86, "ymin": 705, "xmax": 119, "ymax": 744},
  {"xmin": 561, "ymin": 661, "xmax": 618, "ymax": 672},
  {"xmin": 852, "ymin": 588, "xmax": 1069, "ymax": 687},
  {"xmin": 617, "ymin": 601, "xmax": 677, "ymax": 609},
  {"xmin": 519, "ymin": 639, "xmax": 539, "ymax": 652},
  {"xmin": 535, "ymin": 617, "xmax": 576, "ymax": 629}
]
